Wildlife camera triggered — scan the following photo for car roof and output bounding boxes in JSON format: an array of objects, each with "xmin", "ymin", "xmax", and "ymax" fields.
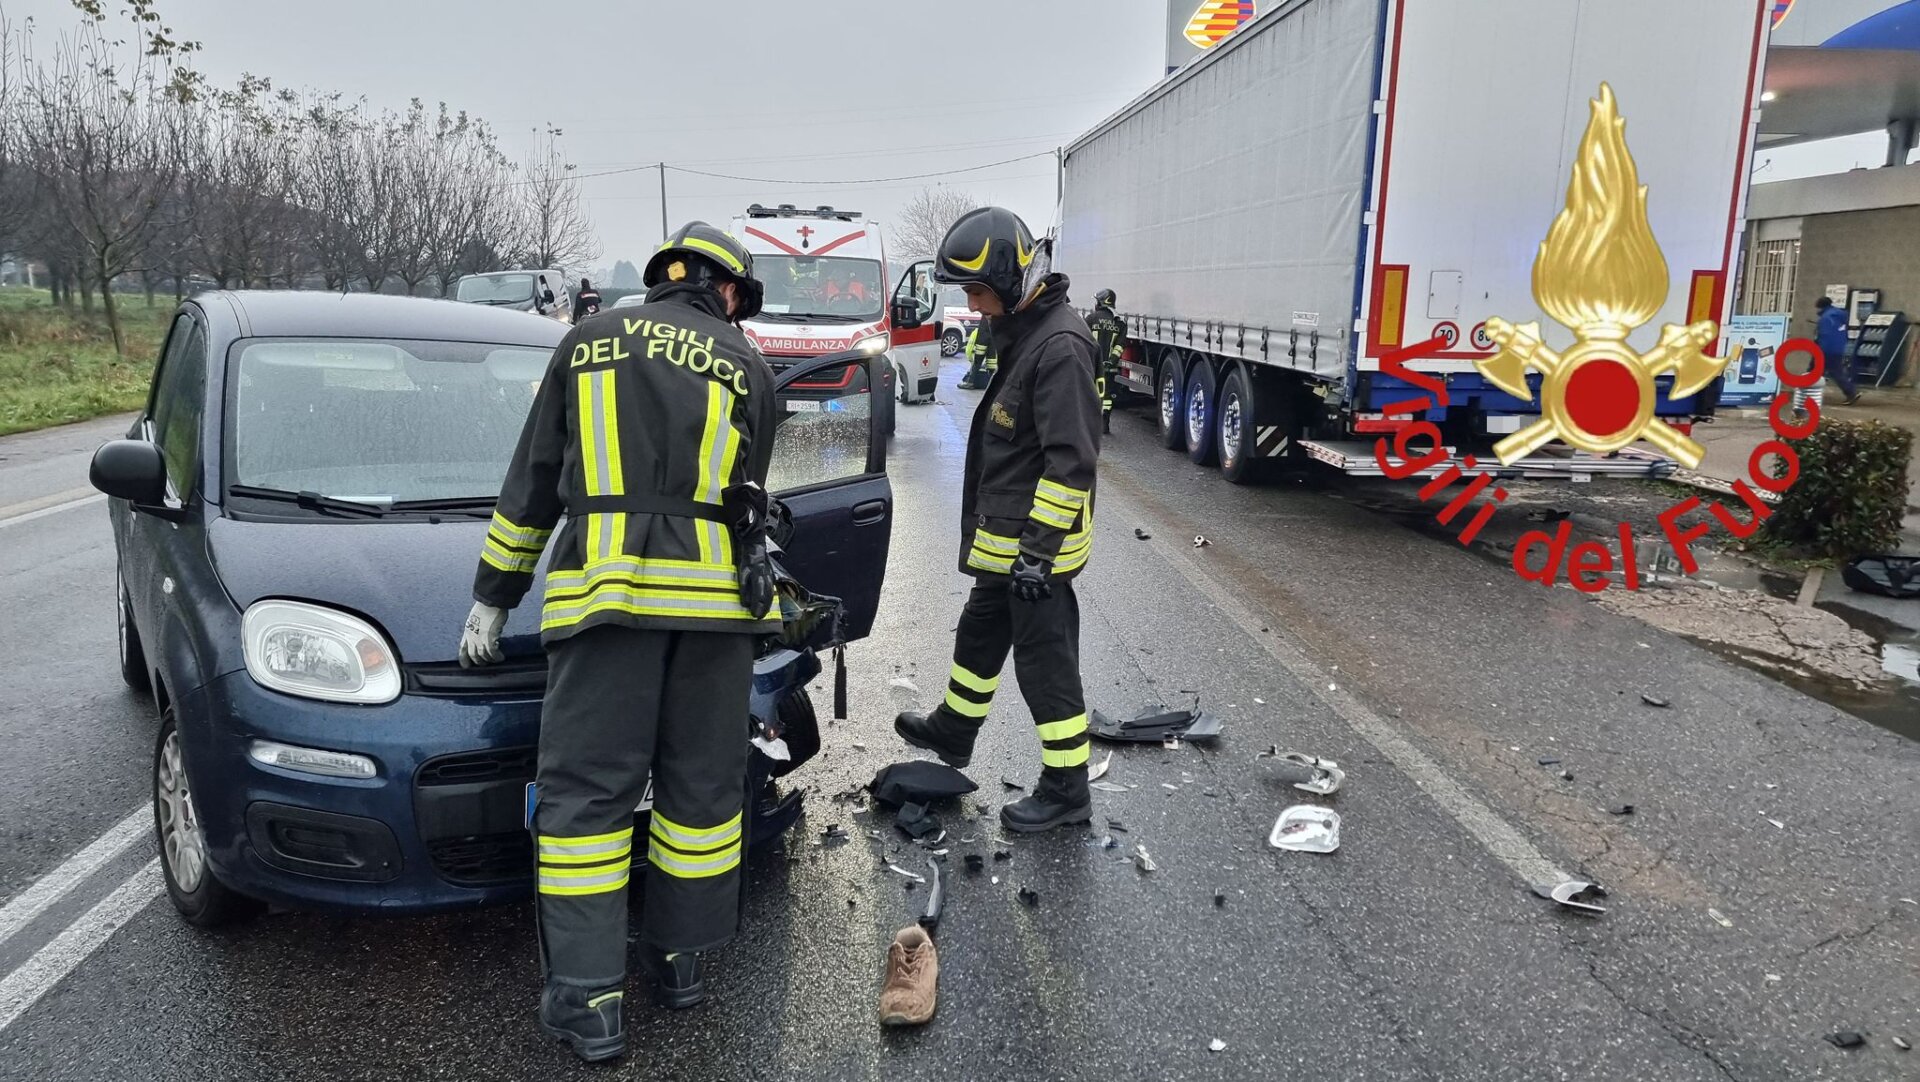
[{"xmin": 200, "ymin": 290, "xmax": 570, "ymax": 347}]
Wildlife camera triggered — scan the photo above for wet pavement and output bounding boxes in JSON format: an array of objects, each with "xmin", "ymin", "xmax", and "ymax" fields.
[{"xmin": 1, "ymin": 365, "xmax": 1917, "ymax": 1081}]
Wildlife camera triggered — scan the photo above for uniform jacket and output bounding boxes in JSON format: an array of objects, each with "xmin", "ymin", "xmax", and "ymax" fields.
[
  {"xmin": 473, "ymin": 283, "xmax": 781, "ymax": 641},
  {"xmin": 1087, "ymin": 303, "xmax": 1126, "ymax": 371},
  {"xmin": 1817, "ymin": 306, "xmax": 1849, "ymax": 356},
  {"xmin": 959, "ymin": 275, "xmax": 1101, "ymax": 581}
]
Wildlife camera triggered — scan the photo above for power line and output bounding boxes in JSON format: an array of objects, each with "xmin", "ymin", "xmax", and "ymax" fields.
[{"xmin": 665, "ymin": 151, "xmax": 1057, "ymax": 187}]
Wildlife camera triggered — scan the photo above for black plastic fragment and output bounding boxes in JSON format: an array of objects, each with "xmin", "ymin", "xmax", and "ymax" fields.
[
  {"xmin": 1214, "ymin": 889, "xmax": 1227, "ymax": 908},
  {"xmin": 1018, "ymin": 886, "xmax": 1039, "ymax": 907},
  {"xmin": 1106, "ymin": 819, "xmax": 1128, "ymax": 833},
  {"xmin": 1608, "ymin": 805, "xmax": 1635, "ymax": 816},
  {"xmin": 965, "ymin": 854, "xmax": 984, "ymax": 873},
  {"xmin": 1641, "ymin": 694, "xmax": 1671, "ymax": 708},
  {"xmin": 993, "ymin": 850, "xmax": 1012, "ymax": 862},
  {"xmin": 895, "ymin": 802, "xmax": 943, "ymax": 841},
  {"xmin": 1134, "ymin": 528, "xmax": 1152, "ymax": 540},
  {"xmin": 1825, "ymin": 1032, "xmax": 1865, "ymax": 1049},
  {"xmin": 1537, "ymin": 757, "xmax": 1561, "ymax": 766}
]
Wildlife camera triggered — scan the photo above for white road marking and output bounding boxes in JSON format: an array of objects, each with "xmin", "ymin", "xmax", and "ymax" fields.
[
  {"xmin": 1154, "ymin": 536, "xmax": 1572, "ymax": 888},
  {"xmin": 0, "ymin": 492, "xmax": 105, "ymax": 529},
  {"xmin": 0, "ymin": 805, "xmax": 150, "ymax": 948},
  {"xmin": 0, "ymin": 858, "xmax": 162, "ymax": 1033}
]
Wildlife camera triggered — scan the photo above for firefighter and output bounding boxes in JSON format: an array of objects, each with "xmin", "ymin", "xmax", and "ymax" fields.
[
  {"xmin": 894, "ymin": 206, "xmax": 1102, "ymax": 833},
  {"xmin": 958, "ymin": 320, "xmax": 995, "ymax": 390},
  {"xmin": 455, "ymin": 222, "xmax": 780, "ymax": 1063},
  {"xmin": 1088, "ymin": 288, "xmax": 1126, "ymax": 434}
]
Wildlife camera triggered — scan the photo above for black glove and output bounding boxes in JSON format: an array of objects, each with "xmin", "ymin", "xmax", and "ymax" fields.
[
  {"xmin": 1009, "ymin": 552, "xmax": 1053, "ymax": 603},
  {"xmin": 739, "ymin": 538, "xmax": 774, "ymax": 619}
]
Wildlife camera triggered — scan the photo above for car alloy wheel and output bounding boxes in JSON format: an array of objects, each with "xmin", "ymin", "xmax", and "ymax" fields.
[{"xmin": 156, "ymin": 726, "xmax": 206, "ymax": 894}]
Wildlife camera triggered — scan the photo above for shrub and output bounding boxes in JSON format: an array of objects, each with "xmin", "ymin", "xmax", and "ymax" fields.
[{"xmin": 1761, "ymin": 418, "xmax": 1914, "ymax": 557}]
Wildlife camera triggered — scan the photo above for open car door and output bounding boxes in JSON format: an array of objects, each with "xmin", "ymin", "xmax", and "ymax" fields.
[{"xmin": 766, "ymin": 350, "xmax": 892, "ymax": 642}]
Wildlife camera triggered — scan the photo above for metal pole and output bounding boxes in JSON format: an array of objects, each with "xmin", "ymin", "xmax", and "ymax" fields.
[
  {"xmin": 659, "ymin": 163, "xmax": 669, "ymax": 243},
  {"xmin": 1056, "ymin": 147, "xmax": 1064, "ymax": 205}
]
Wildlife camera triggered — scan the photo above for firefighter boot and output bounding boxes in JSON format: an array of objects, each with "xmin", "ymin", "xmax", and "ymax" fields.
[
  {"xmin": 894, "ymin": 710, "xmax": 978, "ymax": 769},
  {"xmin": 645, "ymin": 948, "xmax": 706, "ymax": 1010},
  {"xmin": 539, "ymin": 982, "xmax": 625, "ymax": 1063},
  {"xmin": 1000, "ymin": 767, "xmax": 1092, "ymax": 833}
]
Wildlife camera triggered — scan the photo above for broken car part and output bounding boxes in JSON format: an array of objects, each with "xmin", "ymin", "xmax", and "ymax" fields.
[
  {"xmin": 886, "ymin": 862, "xmax": 927, "ymax": 883},
  {"xmin": 1268, "ymin": 805, "xmax": 1341, "ymax": 853},
  {"xmin": 1640, "ymin": 693, "xmax": 1671, "ymax": 708},
  {"xmin": 1134, "ymin": 528, "xmax": 1152, "ymax": 540},
  {"xmin": 1841, "ymin": 553, "xmax": 1920, "ymax": 599},
  {"xmin": 870, "ymin": 761, "xmax": 979, "ymax": 807},
  {"xmin": 1257, "ymin": 750, "xmax": 1345, "ymax": 795},
  {"xmin": 1133, "ymin": 845, "xmax": 1159, "ymax": 872},
  {"xmin": 1532, "ymin": 880, "xmax": 1608, "ymax": 915},
  {"xmin": 1824, "ymin": 1031, "xmax": 1865, "ymax": 1049},
  {"xmin": 1088, "ymin": 751, "xmax": 1113, "ymax": 782},
  {"xmin": 895, "ymin": 802, "xmax": 944, "ymax": 842},
  {"xmin": 919, "ymin": 858, "xmax": 946, "ymax": 934},
  {"xmin": 1018, "ymin": 886, "xmax": 1039, "ymax": 907},
  {"xmin": 1090, "ymin": 701, "xmax": 1221, "ymax": 744}
]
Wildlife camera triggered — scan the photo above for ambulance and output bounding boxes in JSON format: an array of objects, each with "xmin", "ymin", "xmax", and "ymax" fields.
[{"xmin": 731, "ymin": 205, "xmax": 942, "ymax": 433}]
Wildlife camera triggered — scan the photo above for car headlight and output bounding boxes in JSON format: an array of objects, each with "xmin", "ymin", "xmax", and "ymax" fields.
[
  {"xmin": 242, "ymin": 600, "xmax": 402, "ymax": 705},
  {"xmin": 854, "ymin": 333, "xmax": 889, "ymax": 356}
]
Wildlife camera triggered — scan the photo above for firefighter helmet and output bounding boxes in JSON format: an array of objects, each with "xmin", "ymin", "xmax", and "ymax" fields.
[
  {"xmin": 645, "ymin": 221, "xmax": 764, "ymax": 322},
  {"xmin": 1095, "ymin": 288, "xmax": 1116, "ymax": 309},
  {"xmin": 931, "ymin": 206, "xmax": 1039, "ymax": 312}
]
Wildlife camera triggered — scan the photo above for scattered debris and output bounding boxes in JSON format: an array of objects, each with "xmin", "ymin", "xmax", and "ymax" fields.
[
  {"xmin": 1537, "ymin": 756, "xmax": 1562, "ymax": 766},
  {"xmin": 1766, "ymin": 817, "xmax": 1784, "ymax": 830},
  {"xmin": 993, "ymin": 850, "xmax": 1012, "ymax": 862},
  {"xmin": 1765, "ymin": 974, "xmax": 1782, "ymax": 983},
  {"xmin": 1256, "ymin": 750, "xmax": 1346, "ymax": 795},
  {"xmin": 1018, "ymin": 886, "xmax": 1039, "ymax": 907},
  {"xmin": 1134, "ymin": 528, "xmax": 1152, "ymax": 540},
  {"xmin": 1214, "ymin": 889, "xmax": 1227, "ymax": 908},
  {"xmin": 888, "ymin": 677, "xmax": 921, "ymax": 694},
  {"xmin": 821, "ymin": 824, "xmax": 851, "ymax": 844},
  {"xmin": 1193, "ymin": 535, "xmax": 1212, "ymax": 548},
  {"xmin": 1090, "ymin": 781, "xmax": 1130, "ymax": 794},
  {"xmin": 1161, "ymin": 783, "xmax": 1180, "ymax": 792},
  {"xmin": 1527, "ymin": 509, "xmax": 1572, "ymax": 523},
  {"xmin": 904, "ymin": 881, "xmax": 917, "ymax": 892},
  {"xmin": 964, "ymin": 854, "xmax": 984, "ymax": 873},
  {"xmin": 895, "ymin": 802, "xmax": 945, "ymax": 842},
  {"xmin": 991, "ymin": 876, "xmax": 1000, "ymax": 885},
  {"xmin": 1559, "ymin": 771, "xmax": 1574, "ymax": 782},
  {"xmin": 1000, "ymin": 777, "xmax": 1026, "ymax": 791},
  {"xmin": 1608, "ymin": 805, "xmax": 1635, "ymax": 816},
  {"xmin": 885, "ymin": 862, "xmax": 927, "ymax": 883},
  {"xmin": 870, "ymin": 762, "xmax": 979, "ymax": 807},
  {"xmin": 1533, "ymin": 880, "xmax": 1608, "ymax": 915},
  {"xmin": 1087, "ymin": 751, "xmax": 1113, "ymax": 782},
  {"xmin": 919, "ymin": 859, "xmax": 946, "ymax": 933},
  {"xmin": 1209, "ymin": 1039, "xmax": 1227, "ymax": 1053},
  {"xmin": 1641, "ymin": 694, "xmax": 1671, "ymax": 708},
  {"xmin": 1091, "ymin": 701, "xmax": 1222, "ymax": 744},
  {"xmin": 1098, "ymin": 835, "xmax": 1121, "ymax": 850},
  {"xmin": 1162, "ymin": 736, "xmax": 1183, "ymax": 751},
  {"xmin": 1106, "ymin": 819, "xmax": 1128, "ymax": 833},
  {"xmin": 1254, "ymin": 698, "xmax": 1265, "ymax": 705},
  {"xmin": 1134, "ymin": 845, "xmax": 1159, "ymax": 872},
  {"xmin": 750, "ymin": 732, "xmax": 793, "ymax": 761},
  {"xmin": 1841, "ymin": 553, "xmax": 1920, "ymax": 599},
  {"xmin": 1892, "ymin": 1036, "xmax": 1911, "ymax": 1051},
  {"xmin": 853, "ymin": 742, "xmax": 867, "ymax": 750},
  {"xmin": 1708, "ymin": 908, "xmax": 1733, "ymax": 928},
  {"xmin": 1824, "ymin": 1031, "xmax": 1865, "ymax": 1050},
  {"xmin": 1269, "ymin": 805, "xmax": 1341, "ymax": 853}
]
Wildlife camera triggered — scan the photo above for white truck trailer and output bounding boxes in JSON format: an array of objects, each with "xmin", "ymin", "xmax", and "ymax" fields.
[{"xmin": 1055, "ymin": 0, "xmax": 1773, "ymax": 484}]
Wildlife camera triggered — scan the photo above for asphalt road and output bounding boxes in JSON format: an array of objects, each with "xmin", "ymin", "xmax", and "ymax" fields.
[{"xmin": 0, "ymin": 359, "xmax": 1915, "ymax": 1082}]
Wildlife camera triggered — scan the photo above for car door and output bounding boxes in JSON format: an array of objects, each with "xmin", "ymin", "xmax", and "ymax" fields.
[
  {"xmin": 888, "ymin": 260, "xmax": 941, "ymax": 382},
  {"xmin": 765, "ymin": 351, "xmax": 893, "ymax": 642},
  {"xmin": 122, "ymin": 311, "xmax": 202, "ymax": 663}
]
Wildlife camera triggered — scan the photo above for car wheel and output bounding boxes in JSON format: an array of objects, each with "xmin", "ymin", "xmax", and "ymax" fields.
[
  {"xmin": 1157, "ymin": 357, "xmax": 1186, "ymax": 452},
  {"xmin": 1217, "ymin": 367, "xmax": 1268, "ymax": 486},
  {"xmin": 117, "ymin": 568, "xmax": 149, "ymax": 694},
  {"xmin": 154, "ymin": 712, "xmax": 264, "ymax": 928},
  {"xmin": 1184, "ymin": 361, "xmax": 1219, "ymax": 466},
  {"xmin": 940, "ymin": 329, "xmax": 963, "ymax": 357}
]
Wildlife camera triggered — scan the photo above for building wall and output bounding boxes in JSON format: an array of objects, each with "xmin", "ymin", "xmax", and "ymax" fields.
[{"xmin": 1798, "ymin": 207, "xmax": 1920, "ymax": 386}]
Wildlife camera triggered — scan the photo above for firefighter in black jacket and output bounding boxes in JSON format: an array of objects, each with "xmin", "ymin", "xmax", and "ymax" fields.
[
  {"xmin": 454, "ymin": 222, "xmax": 779, "ymax": 1063},
  {"xmin": 1088, "ymin": 289, "xmax": 1125, "ymax": 434},
  {"xmin": 895, "ymin": 206, "xmax": 1102, "ymax": 832}
]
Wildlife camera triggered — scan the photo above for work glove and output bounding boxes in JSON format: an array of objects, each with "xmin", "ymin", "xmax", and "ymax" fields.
[
  {"xmin": 457, "ymin": 601, "xmax": 506, "ymax": 668},
  {"xmin": 739, "ymin": 538, "xmax": 775, "ymax": 620},
  {"xmin": 1009, "ymin": 553, "xmax": 1053, "ymax": 603},
  {"xmin": 725, "ymin": 481, "xmax": 775, "ymax": 620}
]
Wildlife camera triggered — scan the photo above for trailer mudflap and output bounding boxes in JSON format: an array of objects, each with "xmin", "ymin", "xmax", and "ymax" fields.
[{"xmin": 1300, "ymin": 440, "xmax": 1677, "ymax": 481}]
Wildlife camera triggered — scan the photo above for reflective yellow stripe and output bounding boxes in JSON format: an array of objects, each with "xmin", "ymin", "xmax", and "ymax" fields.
[
  {"xmin": 1056, "ymin": 546, "xmax": 1092, "ymax": 574},
  {"xmin": 692, "ymin": 383, "xmax": 730, "ymax": 565},
  {"xmin": 537, "ymin": 862, "xmax": 631, "ymax": 896},
  {"xmin": 1036, "ymin": 479, "xmax": 1087, "ymax": 509},
  {"xmin": 675, "ymin": 236, "xmax": 746, "ymax": 275},
  {"xmin": 647, "ymin": 838, "xmax": 741, "ymax": 880},
  {"xmin": 539, "ymin": 827, "xmax": 633, "ymax": 847},
  {"xmin": 490, "ymin": 512, "xmax": 551, "ymax": 546},
  {"xmin": 1033, "ymin": 490, "xmax": 1078, "ymax": 515},
  {"xmin": 950, "ymin": 664, "xmax": 999, "ymax": 694},
  {"xmin": 944, "ymin": 688, "xmax": 991, "ymax": 718},
  {"xmin": 1041, "ymin": 743, "xmax": 1092, "ymax": 768},
  {"xmin": 968, "ymin": 550, "xmax": 1015, "ymax": 574},
  {"xmin": 541, "ymin": 590, "xmax": 757, "ymax": 629},
  {"xmin": 481, "ymin": 544, "xmax": 538, "ymax": 574},
  {"xmin": 1029, "ymin": 503, "xmax": 1076, "ymax": 530},
  {"xmin": 587, "ymin": 992, "xmax": 622, "ymax": 1009},
  {"xmin": 578, "ymin": 372, "xmax": 603, "ymax": 495},
  {"xmin": 538, "ymin": 830, "xmax": 634, "ymax": 864},
  {"xmin": 972, "ymin": 530, "xmax": 1020, "ymax": 555},
  {"xmin": 1036, "ymin": 715, "xmax": 1088, "ymax": 742},
  {"xmin": 649, "ymin": 811, "xmax": 742, "ymax": 850},
  {"xmin": 600, "ymin": 372, "xmax": 625, "ymax": 494}
]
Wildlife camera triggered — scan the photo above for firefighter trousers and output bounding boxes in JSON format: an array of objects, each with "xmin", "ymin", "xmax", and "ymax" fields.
[
  {"xmin": 931, "ymin": 578, "xmax": 1091, "ymax": 775},
  {"xmin": 530, "ymin": 624, "xmax": 752, "ymax": 987}
]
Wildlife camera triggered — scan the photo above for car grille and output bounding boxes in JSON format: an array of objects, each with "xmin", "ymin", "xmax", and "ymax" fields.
[
  {"xmin": 416, "ymin": 747, "xmax": 538, "ymax": 786},
  {"xmin": 404, "ymin": 657, "xmax": 547, "ymax": 699},
  {"xmin": 426, "ymin": 833, "xmax": 532, "ymax": 886}
]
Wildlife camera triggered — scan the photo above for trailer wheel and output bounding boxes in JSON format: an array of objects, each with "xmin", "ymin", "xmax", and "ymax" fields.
[
  {"xmin": 1216, "ymin": 367, "xmax": 1263, "ymax": 485},
  {"xmin": 1156, "ymin": 355, "xmax": 1186, "ymax": 451},
  {"xmin": 1183, "ymin": 361, "xmax": 1219, "ymax": 466}
]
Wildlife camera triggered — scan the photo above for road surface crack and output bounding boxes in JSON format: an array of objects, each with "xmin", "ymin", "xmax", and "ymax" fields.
[
  {"xmin": 1792, "ymin": 918, "xmax": 1890, "ymax": 959},
  {"xmin": 1582, "ymin": 958, "xmax": 1741, "ymax": 1081}
]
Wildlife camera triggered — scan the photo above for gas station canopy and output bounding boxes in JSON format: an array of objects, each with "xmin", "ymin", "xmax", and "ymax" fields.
[{"xmin": 1762, "ymin": 0, "xmax": 1920, "ymax": 153}]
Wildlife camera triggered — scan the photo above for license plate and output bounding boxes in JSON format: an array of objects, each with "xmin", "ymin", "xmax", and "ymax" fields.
[
  {"xmin": 524, "ymin": 776, "xmax": 655, "ymax": 828},
  {"xmin": 785, "ymin": 399, "xmax": 821, "ymax": 412}
]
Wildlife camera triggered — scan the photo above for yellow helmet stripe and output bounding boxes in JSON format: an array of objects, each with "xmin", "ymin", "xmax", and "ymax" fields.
[
  {"xmin": 947, "ymin": 238, "xmax": 991, "ymax": 273},
  {"xmin": 1016, "ymin": 233, "xmax": 1034, "ymax": 268},
  {"xmin": 667, "ymin": 236, "xmax": 747, "ymax": 276}
]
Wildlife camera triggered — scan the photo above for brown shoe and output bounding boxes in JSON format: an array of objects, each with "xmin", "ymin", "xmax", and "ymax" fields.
[{"xmin": 878, "ymin": 925, "xmax": 938, "ymax": 1026}]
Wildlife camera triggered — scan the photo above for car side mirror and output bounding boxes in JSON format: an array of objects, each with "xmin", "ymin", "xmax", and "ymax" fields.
[
  {"xmin": 892, "ymin": 299, "xmax": 922, "ymax": 329},
  {"xmin": 90, "ymin": 439, "xmax": 174, "ymax": 512},
  {"xmin": 542, "ymin": 289, "xmax": 556, "ymax": 304}
]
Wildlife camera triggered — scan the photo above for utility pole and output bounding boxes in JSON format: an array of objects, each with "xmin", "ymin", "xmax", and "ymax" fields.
[
  {"xmin": 659, "ymin": 163, "xmax": 669, "ymax": 243},
  {"xmin": 1056, "ymin": 146, "xmax": 1064, "ymax": 204}
]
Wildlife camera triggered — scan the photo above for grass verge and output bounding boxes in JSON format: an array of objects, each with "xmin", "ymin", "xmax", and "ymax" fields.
[{"xmin": 0, "ymin": 288, "xmax": 168, "ymax": 437}]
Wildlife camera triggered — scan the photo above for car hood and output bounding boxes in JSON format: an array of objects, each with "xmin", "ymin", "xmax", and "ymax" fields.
[{"xmin": 208, "ymin": 516, "xmax": 554, "ymax": 666}]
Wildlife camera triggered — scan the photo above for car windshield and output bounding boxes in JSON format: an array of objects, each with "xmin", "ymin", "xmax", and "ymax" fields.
[
  {"xmin": 227, "ymin": 338, "xmax": 551, "ymax": 505},
  {"xmin": 755, "ymin": 256, "xmax": 883, "ymax": 323},
  {"xmin": 456, "ymin": 274, "xmax": 534, "ymax": 304}
]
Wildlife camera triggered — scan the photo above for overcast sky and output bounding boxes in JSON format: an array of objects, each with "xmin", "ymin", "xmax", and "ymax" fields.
[{"xmin": 2, "ymin": 0, "xmax": 1900, "ymax": 278}]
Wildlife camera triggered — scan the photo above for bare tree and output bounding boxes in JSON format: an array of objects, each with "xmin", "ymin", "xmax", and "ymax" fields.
[
  {"xmin": 513, "ymin": 129, "xmax": 598, "ymax": 271},
  {"xmin": 181, "ymin": 74, "xmax": 300, "ymax": 289},
  {"xmin": 890, "ymin": 186, "xmax": 980, "ymax": 266},
  {"xmin": 17, "ymin": 18, "xmax": 186, "ymax": 354}
]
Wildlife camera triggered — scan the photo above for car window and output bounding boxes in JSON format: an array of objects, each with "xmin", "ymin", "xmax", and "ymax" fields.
[
  {"xmin": 149, "ymin": 318, "xmax": 207, "ymax": 499},
  {"xmin": 767, "ymin": 358, "xmax": 876, "ymax": 493}
]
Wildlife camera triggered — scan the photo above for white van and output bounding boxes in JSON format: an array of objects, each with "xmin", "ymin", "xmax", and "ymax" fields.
[{"xmin": 454, "ymin": 269, "xmax": 574, "ymax": 323}]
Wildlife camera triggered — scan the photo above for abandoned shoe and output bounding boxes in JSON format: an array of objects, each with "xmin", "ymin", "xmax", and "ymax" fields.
[
  {"xmin": 645, "ymin": 948, "xmax": 706, "ymax": 1010},
  {"xmin": 1000, "ymin": 769, "xmax": 1092, "ymax": 833},
  {"xmin": 538, "ymin": 981, "xmax": 625, "ymax": 1063},
  {"xmin": 878, "ymin": 925, "xmax": 939, "ymax": 1026},
  {"xmin": 894, "ymin": 710, "xmax": 975, "ymax": 769}
]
